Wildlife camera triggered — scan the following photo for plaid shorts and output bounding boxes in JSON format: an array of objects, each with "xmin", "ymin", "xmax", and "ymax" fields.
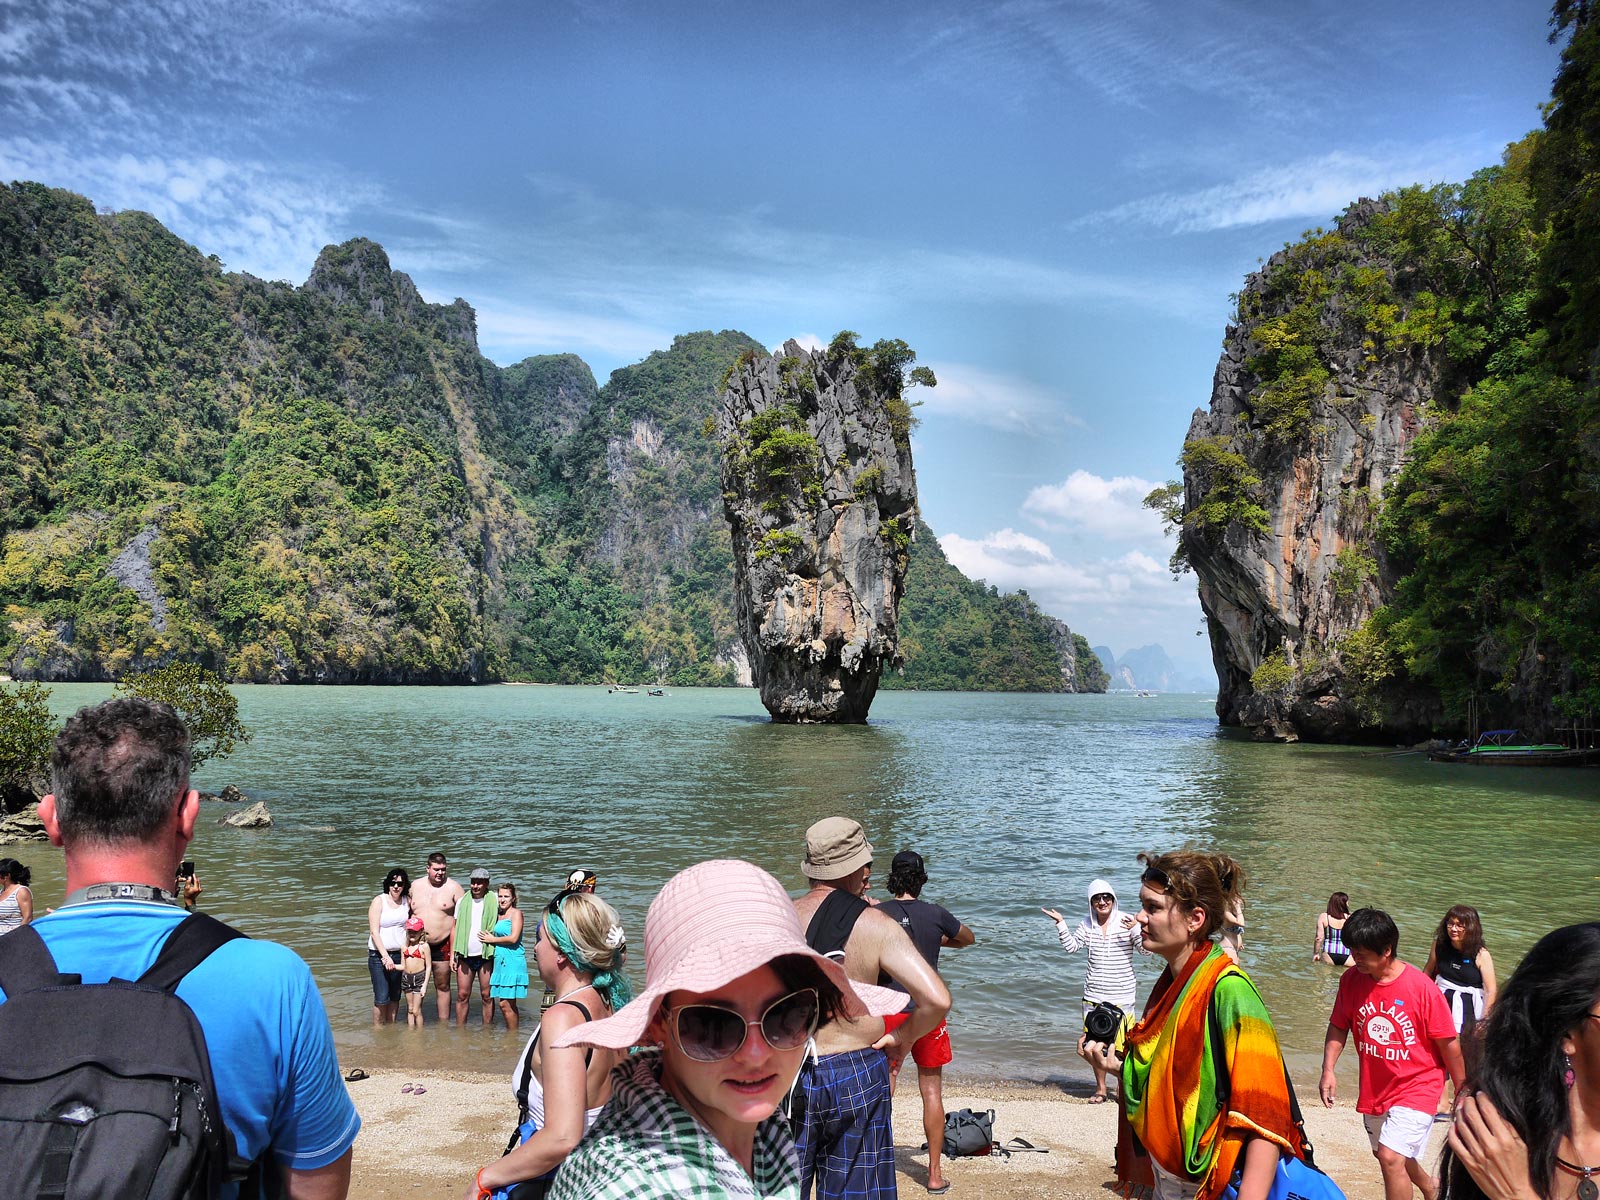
[{"xmin": 794, "ymin": 1046, "xmax": 896, "ymax": 1200}]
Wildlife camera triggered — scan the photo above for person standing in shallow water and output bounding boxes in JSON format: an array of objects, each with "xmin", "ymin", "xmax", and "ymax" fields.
[
  {"xmin": 1424, "ymin": 905, "xmax": 1497, "ymax": 1039},
  {"xmin": 879, "ymin": 849, "xmax": 974, "ymax": 1195},
  {"xmin": 1044, "ymin": 877, "xmax": 1145, "ymax": 1103},
  {"xmin": 412, "ymin": 852, "xmax": 464, "ymax": 1023},
  {"xmin": 1315, "ymin": 892, "xmax": 1352, "ymax": 965}
]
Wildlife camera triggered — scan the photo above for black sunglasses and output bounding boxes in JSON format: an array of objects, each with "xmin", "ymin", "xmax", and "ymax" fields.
[
  {"xmin": 1141, "ymin": 864, "xmax": 1170, "ymax": 889},
  {"xmin": 666, "ymin": 988, "xmax": 820, "ymax": 1062}
]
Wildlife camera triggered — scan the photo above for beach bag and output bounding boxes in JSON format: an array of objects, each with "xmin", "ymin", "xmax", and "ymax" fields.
[
  {"xmin": 942, "ymin": 1107, "xmax": 998, "ymax": 1156},
  {"xmin": 1208, "ymin": 988, "xmax": 1347, "ymax": 1200},
  {"xmin": 0, "ymin": 913, "xmax": 254, "ymax": 1200}
]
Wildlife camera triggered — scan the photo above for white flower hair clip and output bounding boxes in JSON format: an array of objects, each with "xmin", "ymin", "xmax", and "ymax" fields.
[{"xmin": 604, "ymin": 924, "xmax": 626, "ymax": 949}]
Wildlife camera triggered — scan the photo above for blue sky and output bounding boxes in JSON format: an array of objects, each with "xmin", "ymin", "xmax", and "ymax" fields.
[{"xmin": 0, "ymin": 0, "xmax": 1563, "ymax": 677}]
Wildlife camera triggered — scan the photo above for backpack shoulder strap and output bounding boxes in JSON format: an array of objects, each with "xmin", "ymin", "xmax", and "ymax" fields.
[
  {"xmin": 0, "ymin": 923, "xmax": 75, "ymax": 995},
  {"xmin": 805, "ymin": 889, "xmax": 869, "ymax": 958},
  {"xmin": 138, "ymin": 912, "xmax": 248, "ymax": 992}
]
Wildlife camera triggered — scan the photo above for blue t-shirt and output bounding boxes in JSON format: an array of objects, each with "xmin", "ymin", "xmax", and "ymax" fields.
[{"xmin": 0, "ymin": 901, "xmax": 360, "ymax": 1194}]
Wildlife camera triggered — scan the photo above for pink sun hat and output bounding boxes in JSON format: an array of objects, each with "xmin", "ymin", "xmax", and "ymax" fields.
[{"xmin": 553, "ymin": 859, "xmax": 907, "ymax": 1050}]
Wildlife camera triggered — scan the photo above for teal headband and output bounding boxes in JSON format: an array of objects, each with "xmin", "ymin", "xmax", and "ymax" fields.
[{"xmin": 546, "ymin": 895, "xmax": 634, "ymax": 1013}]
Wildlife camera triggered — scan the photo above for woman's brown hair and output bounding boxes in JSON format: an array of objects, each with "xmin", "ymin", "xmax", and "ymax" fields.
[{"xmin": 1137, "ymin": 850, "xmax": 1247, "ymax": 941}]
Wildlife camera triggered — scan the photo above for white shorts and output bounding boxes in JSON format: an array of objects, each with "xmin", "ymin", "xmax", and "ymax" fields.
[
  {"xmin": 1151, "ymin": 1159, "xmax": 1201, "ymax": 1200},
  {"xmin": 1363, "ymin": 1106, "xmax": 1435, "ymax": 1161}
]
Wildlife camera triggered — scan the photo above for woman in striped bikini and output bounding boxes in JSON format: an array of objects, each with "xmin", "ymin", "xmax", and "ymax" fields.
[{"xmin": 1313, "ymin": 892, "xmax": 1351, "ymax": 965}]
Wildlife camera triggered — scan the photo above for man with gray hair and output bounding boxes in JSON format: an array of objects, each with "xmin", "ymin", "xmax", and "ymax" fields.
[
  {"xmin": 792, "ymin": 816, "xmax": 951, "ymax": 1200},
  {"xmin": 4, "ymin": 697, "xmax": 360, "ymax": 1198}
]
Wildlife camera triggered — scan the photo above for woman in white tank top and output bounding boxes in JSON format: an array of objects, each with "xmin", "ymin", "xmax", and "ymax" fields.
[
  {"xmin": 366, "ymin": 867, "xmax": 411, "ymax": 1026},
  {"xmin": 470, "ymin": 888, "xmax": 631, "ymax": 1200}
]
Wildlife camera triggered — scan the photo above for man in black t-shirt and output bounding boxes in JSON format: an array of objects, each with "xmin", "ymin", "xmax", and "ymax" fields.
[{"xmin": 879, "ymin": 849, "xmax": 975, "ymax": 1195}]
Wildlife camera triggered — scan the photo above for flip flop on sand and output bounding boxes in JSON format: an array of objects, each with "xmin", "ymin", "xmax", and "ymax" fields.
[
  {"xmin": 342, "ymin": 1068, "xmax": 368, "ymax": 1082},
  {"xmin": 928, "ymin": 1184, "xmax": 952, "ymax": 1195},
  {"xmin": 401, "ymin": 1084, "xmax": 415, "ymax": 1094},
  {"xmin": 1087, "ymin": 1093, "xmax": 1108, "ymax": 1104},
  {"xmin": 412, "ymin": 1086, "xmax": 427, "ymax": 1095}
]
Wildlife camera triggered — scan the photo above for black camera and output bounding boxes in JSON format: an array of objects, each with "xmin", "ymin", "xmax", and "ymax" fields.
[{"xmin": 1083, "ymin": 1000, "xmax": 1125, "ymax": 1047}]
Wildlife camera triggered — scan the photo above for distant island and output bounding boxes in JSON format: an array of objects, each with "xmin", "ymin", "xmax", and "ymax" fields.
[{"xmin": 0, "ymin": 184, "xmax": 1107, "ymax": 693}]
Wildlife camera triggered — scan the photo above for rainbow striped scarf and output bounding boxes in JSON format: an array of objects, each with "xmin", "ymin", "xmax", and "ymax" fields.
[{"xmin": 1120, "ymin": 945, "xmax": 1299, "ymax": 1200}]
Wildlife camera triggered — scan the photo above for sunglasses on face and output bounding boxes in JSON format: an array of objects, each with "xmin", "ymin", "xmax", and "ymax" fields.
[
  {"xmin": 1092, "ymin": 894, "xmax": 1114, "ymax": 904},
  {"xmin": 666, "ymin": 987, "xmax": 821, "ymax": 1062}
]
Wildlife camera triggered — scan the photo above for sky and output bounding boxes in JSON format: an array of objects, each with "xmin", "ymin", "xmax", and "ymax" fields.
[{"xmin": 0, "ymin": 0, "xmax": 1565, "ymax": 678}]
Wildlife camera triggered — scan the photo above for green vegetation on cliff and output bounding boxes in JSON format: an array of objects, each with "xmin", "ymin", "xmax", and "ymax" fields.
[
  {"xmin": 1174, "ymin": 1, "xmax": 1600, "ymax": 726},
  {"xmin": 883, "ymin": 522, "xmax": 1104, "ymax": 692},
  {"xmin": 0, "ymin": 186, "xmax": 1091, "ymax": 689}
]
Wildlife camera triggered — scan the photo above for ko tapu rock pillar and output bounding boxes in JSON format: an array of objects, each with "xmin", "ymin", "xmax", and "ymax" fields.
[{"xmin": 716, "ymin": 334, "xmax": 929, "ymax": 723}]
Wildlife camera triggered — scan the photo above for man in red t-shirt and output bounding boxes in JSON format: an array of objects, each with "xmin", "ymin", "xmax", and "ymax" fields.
[{"xmin": 1321, "ymin": 908, "xmax": 1466, "ymax": 1200}]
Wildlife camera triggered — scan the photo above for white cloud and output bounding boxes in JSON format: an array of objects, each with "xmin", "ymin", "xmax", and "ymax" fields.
[
  {"xmin": 916, "ymin": 361, "xmax": 1081, "ymax": 435},
  {"xmin": 1083, "ymin": 147, "xmax": 1486, "ymax": 234},
  {"xmin": 1022, "ymin": 470, "xmax": 1164, "ymax": 540},
  {"xmin": 939, "ymin": 528, "xmax": 1195, "ymax": 618},
  {"xmin": 474, "ymin": 302, "xmax": 676, "ymax": 366},
  {"xmin": 0, "ymin": 138, "xmax": 368, "ymax": 282}
]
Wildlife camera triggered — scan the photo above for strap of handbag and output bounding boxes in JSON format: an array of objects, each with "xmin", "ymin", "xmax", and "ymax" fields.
[{"xmin": 1206, "ymin": 978, "xmax": 1318, "ymax": 1169}]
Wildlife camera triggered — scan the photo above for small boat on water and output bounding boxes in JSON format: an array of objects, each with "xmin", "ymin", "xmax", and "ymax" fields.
[
  {"xmin": 1427, "ymin": 729, "xmax": 1600, "ymax": 766},
  {"xmin": 648, "ymin": 688, "xmax": 666, "ymax": 697}
]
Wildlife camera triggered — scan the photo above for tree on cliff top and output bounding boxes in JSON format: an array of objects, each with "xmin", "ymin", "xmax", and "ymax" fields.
[
  {"xmin": 115, "ymin": 663, "xmax": 251, "ymax": 768},
  {"xmin": 0, "ymin": 682, "xmax": 56, "ymax": 814}
]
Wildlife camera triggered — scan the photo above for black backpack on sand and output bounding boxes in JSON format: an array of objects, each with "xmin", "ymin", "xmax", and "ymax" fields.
[{"xmin": 0, "ymin": 912, "xmax": 255, "ymax": 1200}]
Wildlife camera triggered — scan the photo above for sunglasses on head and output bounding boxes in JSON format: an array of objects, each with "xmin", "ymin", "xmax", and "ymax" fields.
[
  {"xmin": 666, "ymin": 987, "xmax": 820, "ymax": 1062},
  {"xmin": 1140, "ymin": 864, "xmax": 1169, "ymax": 889}
]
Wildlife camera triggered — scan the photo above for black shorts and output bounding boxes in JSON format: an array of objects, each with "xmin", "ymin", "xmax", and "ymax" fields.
[
  {"xmin": 428, "ymin": 937, "xmax": 452, "ymax": 961},
  {"xmin": 455, "ymin": 954, "xmax": 487, "ymax": 974}
]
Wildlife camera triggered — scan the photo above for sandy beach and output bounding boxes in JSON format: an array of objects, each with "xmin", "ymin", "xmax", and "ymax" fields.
[{"xmin": 342, "ymin": 1066, "xmax": 1424, "ymax": 1200}]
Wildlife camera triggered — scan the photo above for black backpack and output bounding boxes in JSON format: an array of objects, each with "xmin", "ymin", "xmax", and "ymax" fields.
[
  {"xmin": 0, "ymin": 912, "xmax": 256, "ymax": 1199},
  {"xmin": 804, "ymin": 889, "xmax": 869, "ymax": 960}
]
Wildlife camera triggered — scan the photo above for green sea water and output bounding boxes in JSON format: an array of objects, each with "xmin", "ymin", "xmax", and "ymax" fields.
[{"xmin": 19, "ymin": 683, "xmax": 1600, "ymax": 1087}]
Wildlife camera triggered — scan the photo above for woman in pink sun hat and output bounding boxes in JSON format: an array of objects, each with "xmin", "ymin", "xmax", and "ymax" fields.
[{"xmin": 538, "ymin": 859, "xmax": 905, "ymax": 1200}]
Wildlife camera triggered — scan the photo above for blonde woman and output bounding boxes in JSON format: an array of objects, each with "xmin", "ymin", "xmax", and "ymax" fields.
[{"xmin": 467, "ymin": 889, "xmax": 632, "ymax": 1200}]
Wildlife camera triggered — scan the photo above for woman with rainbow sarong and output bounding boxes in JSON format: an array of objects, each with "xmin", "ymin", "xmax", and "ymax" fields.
[{"xmin": 1117, "ymin": 850, "xmax": 1305, "ymax": 1200}]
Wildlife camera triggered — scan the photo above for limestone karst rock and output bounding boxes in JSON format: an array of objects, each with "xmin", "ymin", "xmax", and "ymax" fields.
[
  {"xmin": 220, "ymin": 801, "xmax": 273, "ymax": 828},
  {"xmin": 1181, "ymin": 200, "xmax": 1442, "ymax": 741},
  {"xmin": 717, "ymin": 338, "xmax": 920, "ymax": 722}
]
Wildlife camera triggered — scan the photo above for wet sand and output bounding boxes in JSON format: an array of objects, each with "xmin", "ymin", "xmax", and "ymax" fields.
[{"xmin": 342, "ymin": 1066, "xmax": 1427, "ymax": 1200}]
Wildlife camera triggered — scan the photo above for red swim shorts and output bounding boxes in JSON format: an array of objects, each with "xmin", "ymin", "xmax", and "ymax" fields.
[{"xmin": 882, "ymin": 1012, "xmax": 954, "ymax": 1069}]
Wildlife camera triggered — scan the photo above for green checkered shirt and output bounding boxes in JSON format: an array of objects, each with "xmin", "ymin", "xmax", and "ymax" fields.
[{"xmin": 548, "ymin": 1048, "xmax": 800, "ymax": 1200}]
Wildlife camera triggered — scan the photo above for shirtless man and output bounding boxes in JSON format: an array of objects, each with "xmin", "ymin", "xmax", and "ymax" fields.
[
  {"xmin": 409, "ymin": 852, "xmax": 462, "ymax": 1022},
  {"xmin": 792, "ymin": 817, "xmax": 951, "ymax": 1200}
]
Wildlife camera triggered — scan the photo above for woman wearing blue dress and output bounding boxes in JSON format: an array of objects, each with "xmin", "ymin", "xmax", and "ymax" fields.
[{"xmin": 481, "ymin": 883, "xmax": 530, "ymax": 1031}]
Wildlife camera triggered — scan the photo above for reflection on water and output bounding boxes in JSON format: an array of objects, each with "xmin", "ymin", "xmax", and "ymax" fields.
[{"xmin": 23, "ymin": 683, "xmax": 1600, "ymax": 1083}]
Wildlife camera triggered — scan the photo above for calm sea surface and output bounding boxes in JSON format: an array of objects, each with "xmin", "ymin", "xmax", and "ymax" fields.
[{"xmin": 23, "ymin": 684, "xmax": 1600, "ymax": 1087}]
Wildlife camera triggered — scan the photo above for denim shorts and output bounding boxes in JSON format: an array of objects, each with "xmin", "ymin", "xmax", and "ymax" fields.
[{"xmin": 368, "ymin": 948, "xmax": 402, "ymax": 1005}]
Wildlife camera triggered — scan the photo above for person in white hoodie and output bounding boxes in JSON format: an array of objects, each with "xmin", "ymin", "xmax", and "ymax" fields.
[{"xmin": 1043, "ymin": 878, "xmax": 1146, "ymax": 1102}]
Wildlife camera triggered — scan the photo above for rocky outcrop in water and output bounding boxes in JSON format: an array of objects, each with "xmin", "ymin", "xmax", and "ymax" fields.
[
  {"xmin": 1180, "ymin": 201, "xmax": 1441, "ymax": 741},
  {"xmin": 220, "ymin": 800, "xmax": 272, "ymax": 828},
  {"xmin": 717, "ymin": 339, "xmax": 920, "ymax": 722}
]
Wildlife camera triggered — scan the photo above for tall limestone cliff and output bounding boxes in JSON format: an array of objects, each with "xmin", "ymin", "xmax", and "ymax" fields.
[
  {"xmin": 717, "ymin": 338, "xmax": 919, "ymax": 721},
  {"xmin": 0, "ymin": 182, "xmax": 1109, "ymax": 690},
  {"xmin": 1181, "ymin": 201, "xmax": 1441, "ymax": 740}
]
